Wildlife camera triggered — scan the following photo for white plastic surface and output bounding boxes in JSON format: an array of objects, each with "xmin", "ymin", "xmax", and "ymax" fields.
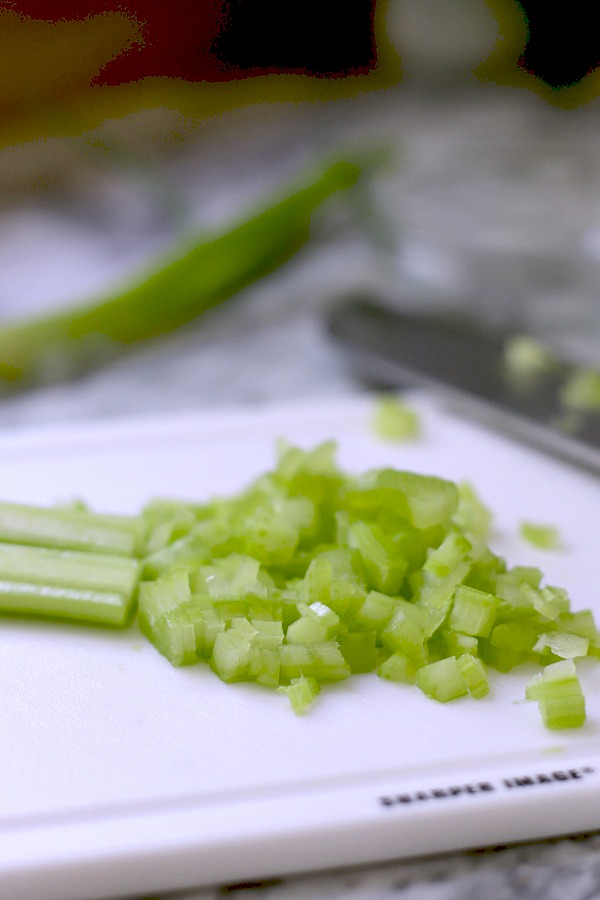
[{"xmin": 0, "ymin": 394, "xmax": 599, "ymax": 900}]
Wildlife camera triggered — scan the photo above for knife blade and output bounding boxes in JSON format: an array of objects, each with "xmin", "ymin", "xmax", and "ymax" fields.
[{"xmin": 327, "ymin": 295, "xmax": 600, "ymax": 477}]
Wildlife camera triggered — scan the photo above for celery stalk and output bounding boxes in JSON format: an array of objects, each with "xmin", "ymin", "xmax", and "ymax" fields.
[
  {"xmin": 0, "ymin": 500, "xmax": 139, "ymax": 555},
  {"xmin": 0, "ymin": 160, "xmax": 360, "ymax": 387}
]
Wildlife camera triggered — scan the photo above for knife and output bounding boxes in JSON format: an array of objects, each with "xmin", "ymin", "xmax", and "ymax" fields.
[{"xmin": 327, "ymin": 294, "xmax": 600, "ymax": 477}]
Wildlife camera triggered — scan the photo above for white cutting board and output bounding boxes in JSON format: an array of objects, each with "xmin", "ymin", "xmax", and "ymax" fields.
[{"xmin": 0, "ymin": 393, "xmax": 599, "ymax": 900}]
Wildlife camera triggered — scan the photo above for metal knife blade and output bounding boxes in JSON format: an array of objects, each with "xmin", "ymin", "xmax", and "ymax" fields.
[{"xmin": 327, "ymin": 295, "xmax": 600, "ymax": 477}]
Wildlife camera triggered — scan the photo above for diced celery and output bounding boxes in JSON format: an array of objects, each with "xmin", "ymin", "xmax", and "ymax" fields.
[
  {"xmin": 456, "ymin": 653, "xmax": 489, "ymax": 699},
  {"xmin": 428, "ymin": 628, "xmax": 479, "ymax": 661},
  {"xmin": 348, "ymin": 520, "xmax": 408, "ymax": 595},
  {"xmin": 519, "ymin": 522, "xmax": 561, "ymax": 550},
  {"xmin": 416, "ymin": 657, "xmax": 469, "ymax": 703},
  {"xmin": 381, "ymin": 605, "xmax": 428, "ymax": 666},
  {"xmin": 249, "ymin": 647, "xmax": 281, "ymax": 687},
  {"xmin": 452, "ymin": 482, "xmax": 492, "ymax": 539},
  {"xmin": 2, "ymin": 439, "xmax": 595, "ymax": 729},
  {"xmin": 279, "ymin": 676, "xmax": 321, "ymax": 714},
  {"xmin": 449, "ymin": 585, "xmax": 499, "ymax": 638},
  {"xmin": 337, "ymin": 630, "xmax": 378, "ymax": 674},
  {"xmin": 371, "ymin": 395, "xmax": 420, "ymax": 442},
  {"xmin": 525, "ymin": 660, "xmax": 586, "ymax": 729},
  {"xmin": 378, "ymin": 651, "xmax": 417, "ymax": 684},
  {"xmin": 250, "ymin": 619, "xmax": 284, "ymax": 649},
  {"xmin": 560, "ymin": 367, "xmax": 600, "ymax": 412},
  {"xmin": 211, "ymin": 629, "xmax": 253, "ymax": 683},
  {"xmin": 354, "ymin": 590, "xmax": 395, "ymax": 631},
  {"xmin": 138, "ymin": 569, "xmax": 191, "ymax": 634},
  {"xmin": 285, "ymin": 615, "xmax": 329, "ymax": 644},
  {"xmin": 416, "ymin": 560, "xmax": 471, "ymax": 610},
  {"xmin": 341, "ymin": 468, "xmax": 458, "ymax": 530},
  {"xmin": 278, "ymin": 641, "xmax": 350, "ymax": 683},
  {"xmin": 520, "ymin": 583, "xmax": 570, "ymax": 620},
  {"xmin": 423, "ymin": 531, "xmax": 472, "ymax": 579},
  {"xmin": 533, "ymin": 632, "xmax": 590, "ymax": 659}
]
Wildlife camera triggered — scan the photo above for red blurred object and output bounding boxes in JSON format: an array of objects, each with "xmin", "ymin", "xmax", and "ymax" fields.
[{"xmin": 10, "ymin": 0, "xmax": 378, "ymax": 84}]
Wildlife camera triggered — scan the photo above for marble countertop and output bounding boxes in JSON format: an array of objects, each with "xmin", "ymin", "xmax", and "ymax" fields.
[{"xmin": 1, "ymin": 84, "xmax": 599, "ymax": 900}]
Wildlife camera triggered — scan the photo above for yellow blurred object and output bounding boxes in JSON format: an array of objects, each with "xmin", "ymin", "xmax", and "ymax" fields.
[
  {"xmin": 0, "ymin": 2, "xmax": 401, "ymax": 154},
  {"xmin": 0, "ymin": 8, "xmax": 140, "ymax": 120}
]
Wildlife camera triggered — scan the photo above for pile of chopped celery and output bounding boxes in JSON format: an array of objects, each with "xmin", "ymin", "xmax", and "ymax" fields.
[{"xmin": 1, "ymin": 442, "xmax": 597, "ymax": 727}]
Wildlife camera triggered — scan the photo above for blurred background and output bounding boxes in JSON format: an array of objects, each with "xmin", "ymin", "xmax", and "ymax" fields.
[{"xmin": 1, "ymin": 0, "xmax": 599, "ymax": 427}]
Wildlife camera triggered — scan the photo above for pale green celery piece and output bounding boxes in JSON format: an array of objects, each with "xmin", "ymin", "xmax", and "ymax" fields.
[
  {"xmin": 525, "ymin": 659, "xmax": 586, "ymax": 729},
  {"xmin": 421, "ymin": 603, "xmax": 451, "ymax": 639},
  {"xmin": 378, "ymin": 651, "xmax": 417, "ymax": 683},
  {"xmin": 519, "ymin": 521, "xmax": 561, "ymax": 550},
  {"xmin": 0, "ymin": 500, "xmax": 138, "ymax": 556},
  {"xmin": 456, "ymin": 654, "xmax": 489, "ymax": 699},
  {"xmin": 422, "ymin": 530, "xmax": 472, "ymax": 579},
  {"xmin": 560, "ymin": 368, "xmax": 600, "ymax": 412},
  {"xmin": 230, "ymin": 616, "xmax": 258, "ymax": 642},
  {"xmin": 0, "ymin": 580, "xmax": 135, "ymax": 626},
  {"xmin": 371, "ymin": 394, "xmax": 421, "ymax": 442},
  {"xmin": 348, "ymin": 519, "xmax": 408, "ymax": 595},
  {"xmin": 249, "ymin": 647, "xmax": 281, "ymax": 687},
  {"xmin": 279, "ymin": 676, "xmax": 321, "ymax": 714},
  {"xmin": 416, "ymin": 657, "xmax": 469, "ymax": 703},
  {"xmin": 452, "ymin": 482, "xmax": 493, "ymax": 539},
  {"xmin": 485, "ymin": 619, "xmax": 545, "ymax": 671},
  {"xmin": 0, "ymin": 542, "xmax": 140, "ymax": 622},
  {"xmin": 278, "ymin": 642, "xmax": 314, "ymax": 682},
  {"xmin": 300, "ymin": 601, "xmax": 340, "ymax": 636},
  {"xmin": 490, "ymin": 619, "xmax": 543, "ymax": 653},
  {"xmin": 416, "ymin": 560, "xmax": 471, "ymax": 610},
  {"xmin": 211, "ymin": 629, "xmax": 252, "ymax": 682},
  {"xmin": 285, "ymin": 615, "xmax": 328, "ymax": 644},
  {"xmin": 137, "ymin": 569, "xmax": 191, "ymax": 635},
  {"xmin": 381, "ymin": 606, "xmax": 428, "ymax": 666},
  {"xmin": 278, "ymin": 641, "xmax": 350, "ymax": 683},
  {"xmin": 275, "ymin": 439, "xmax": 339, "ymax": 482},
  {"xmin": 142, "ymin": 530, "xmax": 219, "ymax": 579},
  {"xmin": 540, "ymin": 695, "xmax": 586, "ymax": 730},
  {"xmin": 309, "ymin": 642, "xmax": 351, "ymax": 681},
  {"xmin": 503, "ymin": 335, "xmax": 559, "ymax": 378},
  {"xmin": 193, "ymin": 555, "xmax": 269, "ymax": 603},
  {"xmin": 235, "ymin": 495, "xmax": 314, "ymax": 566},
  {"xmin": 142, "ymin": 507, "xmax": 198, "ymax": 555},
  {"xmin": 495, "ymin": 568, "xmax": 542, "ymax": 610},
  {"xmin": 521, "ymin": 583, "xmax": 570, "ymax": 620},
  {"xmin": 0, "ymin": 542, "xmax": 139, "ymax": 595},
  {"xmin": 430, "ymin": 629, "xmax": 479, "ymax": 660},
  {"xmin": 250, "ymin": 620, "xmax": 284, "ymax": 649},
  {"xmin": 557, "ymin": 609, "xmax": 600, "ymax": 641},
  {"xmin": 532, "ymin": 632, "xmax": 590, "ymax": 659},
  {"xmin": 299, "ymin": 550, "xmax": 367, "ymax": 612},
  {"xmin": 196, "ymin": 608, "xmax": 227, "ymax": 656},
  {"xmin": 342, "ymin": 469, "xmax": 458, "ymax": 530},
  {"xmin": 327, "ymin": 580, "xmax": 367, "ymax": 620},
  {"xmin": 355, "ymin": 590, "xmax": 395, "ymax": 631},
  {"xmin": 449, "ymin": 585, "xmax": 499, "ymax": 638},
  {"xmin": 154, "ymin": 602, "xmax": 216, "ymax": 666},
  {"xmin": 337, "ymin": 630, "xmax": 378, "ymax": 674}
]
